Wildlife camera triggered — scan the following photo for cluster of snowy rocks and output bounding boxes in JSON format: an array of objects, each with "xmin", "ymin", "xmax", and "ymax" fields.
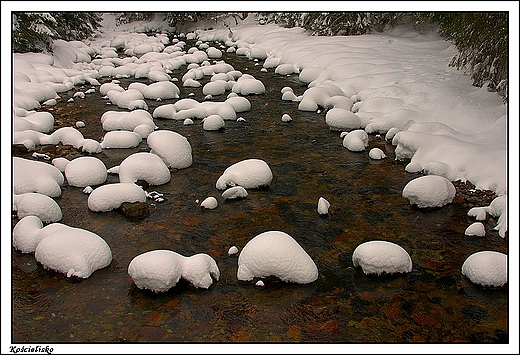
[{"xmin": 12, "ymin": 25, "xmax": 507, "ymax": 290}]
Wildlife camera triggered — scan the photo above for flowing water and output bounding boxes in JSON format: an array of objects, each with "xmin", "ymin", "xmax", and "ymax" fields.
[{"xmin": 11, "ymin": 40, "xmax": 508, "ymax": 344}]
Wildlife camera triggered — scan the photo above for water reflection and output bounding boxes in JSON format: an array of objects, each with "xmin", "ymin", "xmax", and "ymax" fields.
[{"xmin": 11, "ymin": 40, "xmax": 507, "ymax": 344}]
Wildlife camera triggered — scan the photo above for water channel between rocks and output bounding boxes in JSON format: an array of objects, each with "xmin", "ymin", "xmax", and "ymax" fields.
[{"xmin": 12, "ymin": 40, "xmax": 508, "ymax": 344}]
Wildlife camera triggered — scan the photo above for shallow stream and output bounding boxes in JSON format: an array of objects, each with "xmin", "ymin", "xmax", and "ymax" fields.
[{"xmin": 11, "ymin": 40, "xmax": 508, "ymax": 344}]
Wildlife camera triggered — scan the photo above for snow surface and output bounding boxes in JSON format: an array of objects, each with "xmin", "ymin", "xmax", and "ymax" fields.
[
  {"xmin": 461, "ymin": 250, "xmax": 507, "ymax": 287},
  {"xmin": 352, "ymin": 240, "xmax": 413, "ymax": 275},
  {"xmin": 216, "ymin": 158, "xmax": 273, "ymax": 190},
  {"xmin": 128, "ymin": 249, "xmax": 219, "ymax": 292},
  {"xmin": 237, "ymin": 230, "xmax": 318, "ymax": 284},
  {"xmin": 402, "ymin": 175, "xmax": 456, "ymax": 208}
]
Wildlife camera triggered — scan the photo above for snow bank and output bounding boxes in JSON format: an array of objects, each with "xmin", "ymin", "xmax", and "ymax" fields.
[
  {"xmin": 352, "ymin": 240, "xmax": 412, "ymax": 275},
  {"xmin": 402, "ymin": 175, "xmax": 456, "ymax": 208},
  {"xmin": 147, "ymin": 130, "xmax": 193, "ymax": 169},
  {"xmin": 461, "ymin": 251, "xmax": 507, "ymax": 287},
  {"xmin": 216, "ymin": 158, "xmax": 273, "ymax": 190},
  {"xmin": 237, "ymin": 231, "xmax": 318, "ymax": 284},
  {"xmin": 87, "ymin": 183, "xmax": 147, "ymax": 212},
  {"xmin": 128, "ymin": 250, "xmax": 219, "ymax": 292}
]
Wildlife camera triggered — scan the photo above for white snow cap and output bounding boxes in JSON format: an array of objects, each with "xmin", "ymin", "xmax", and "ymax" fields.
[
  {"xmin": 461, "ymin": 251, "xmax": 507, "ymax": 287},
  {"xmin": 202, "ymin": 114, "xmax": 225, "ymax": 131},
  {"xmin": 13, "ymin": 193, "xmax": 62, "ymax": 222},
  {"xmin": 465, "ymin": 222, "xmax": 486, "ymax": 237},
  {"xmin": 200, "ymin": 196, "xmax": 218, "ymax": 209},
  {"xmin": 467, "ymin": 195, "xmax": 507, "ymax": 238},
  {"xmin": 12, "ymin": 215, "xmax": 44, "ymax": 253},
  {"xmin": 13, "ymin": 157, "xmax": 64, "ymax": 197},
  {"xmin": 87, "ymin": 183, "xmax": 147, "ymax": 212},
  {"xmin": 325, "ymin": 108, "xmax": 360, "ymax": 131},
  {"xmin": 228, "ymin": 246, "xmax": 239, "ymax": 255},
  {"xmin": 281, "ymin": 113, "xmax": 292, "ymax": 123},
  {"xmin": 369, "ymin": 148, "xmax": 387, "ymax": 160},
  {"xmin": 317, "ymin": 197, "xmax": 330, "ymax": 215},
  {"xmin": 342, "ymin": 129, "xmax": 369, "ymax": 152},
  {"xmin": 100, "ymin": 131, "xmax": 142, "ymax": 149},
  {"xmin": 30, "ymin": 222, "xmax": 112, "ymax": 278},
  {"xmin": 352, "ymin": 240, "xmax": 412, "ymax": 275},
  {"xmin": 237, "ymin": 231, "xmax": 318, "ymax": 284},
  {"xmin": 128, "ymin": 250, "xmax": 220, "ymax": 292},
  {"xmin": 402, "ymin": 175, "xmax": 456, "ymax": 208},
  {"xmin": 147, "ymin": 130, "xmax": 193, "ymax": 169},
  {"xmin": 64, "ymin": 156, "xmax": 107, "ymax": 187},
  {"xmin": 118, "ymin": 152, "xmax": 171, "ymax": 185},
  {"xmin": 216, "ymin": 158, "xmax": 273, "ymax": 190},
  {"xmin": 222, "ymin": 186, "xmax": 248, "ymax": 200}
]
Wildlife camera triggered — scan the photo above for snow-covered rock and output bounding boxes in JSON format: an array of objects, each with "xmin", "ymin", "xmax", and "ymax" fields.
[
  {"xmin": 64, "ymin": 157, "xmax": 107, "ymax": 188},
  {"xmin": 237, "ymin": 231, "xmax": 318, "ymax": 284},
  {"xmin": 34, "ymin": 223, "xmax": 112, "ymax": 278},
  {"xmin": 101, "ymin": 109, "xmax": 155, "ymax": 132},
  {"xmin": 147, "ymin": 130, "xmax": 193, "ymax": 169},
  {"xmin": 216, "ymin": 158, "xmax": 273, "ymax": 190},
  {"xmin": 281, "ymin": 113, "xmax": 292, "ymax": 123},
  {"xmin": 461, "ymin": 251, "xmax": 507, "ymax": 287},
  {"xmin": 202, "ymin": 114, "xmax": 225, "ymax": 131},
  {"xmin": 225, "ymin": 96, "xmax": 251, "ymax": 113},
  {"xmin": 326, "ymin": 108, "xmax": 361, "ymax": 131},
  {"xmin": 201, "ymin": 196, "xmax": 218, "ymax": 209},
  {"xmin": 12, "ymin": 215, "xmax": 45, "ymax": 253},
  {"xmin": 369, "ymin": 148, "xmax": 387, "ymax": 160},
  {"xmin": 87, "ymin": 183, "xmax": 147, "ymax": 212},
  {"xmin": 317, "ymin": 197, "xmax": 330, "ymax": 215},
  {"xmin": 13, "ymin": 193, "xmax": 62, "ymax": 222},
  {"xmin": 13, "ymin": 157, "xmax": 64, "ymax": 197},
  {"xmin": 100, "ymin": 131, "xmax": 142, "ymax": 149},
  {"xmin": 118, "ymin": 152, "xmax": 171, "ymax": 185},
  {"xmin": 342, "ymin": 129, "xmax": 369, "ymax": 152},
  {"xmin": 51, "ymin": 157, "xmax": 70, "ymax": 172},
  {"xmin": 402, "ymin": 175, "xmax": 456, "ymax": 208},
  {"xmin": 228, "ymin": 246, "xmax": 239, "ymax": 255},
  {"xmin": 465, "ymin": 222, "xmax": 486, "ymax": 237},
  {"xmin": 232, "ymin": 75, "xmax": 265, "ymax": 95},
  {"xmin": 128, "ymin": 250, "xmax": 219, "ymax": 292},
  {"xmin": 352, "ymin": 240, "xmax": 412, "ymax": 275},
  {"xmin": 222, "ymin": 186, "xmax": 248, "ymax": 200}
]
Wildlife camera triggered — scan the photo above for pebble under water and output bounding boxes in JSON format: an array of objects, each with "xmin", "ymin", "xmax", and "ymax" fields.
[{"xmin": 11, "ymin": 39, "xmax": 508, "ymax": 345}]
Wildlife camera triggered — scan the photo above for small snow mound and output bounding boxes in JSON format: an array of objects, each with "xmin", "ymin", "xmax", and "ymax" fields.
[
  {"xmin": 342, "ymin": 129, "xmax": 369, "ymax": 152},
  {"xmin": 216, "ymin": 159, "xmax": 273, "ymax": 190},
  {"xmin": 352, "ymin": 240, "xmax": 412, "ymax": 275},
  {"xmin": 147, "ymin": 130, "xmax": 193, "ymax": 169},
  {"xmin": 228, "ymin": 246, "xmax": 239, "ymax": 255},
  {"xmin": 281, "ymin": 113, "xmax": 292, "ymax": 123},
  {"xmin": 201, "ymin": 196, "xmax": 218, "ymax": 209},
  {"xmin": 317, "ymin": 197, "xmax": 330, "ymax": 215},
  {"xmin": 402, "ymin": 175, "xmax": 456, "ymax": 208},
  {"xmin": 369, "ymin": 148, "xmax": 387, "ymax": 160},
  {"xmin": 237, "ymin": 231, "xmax": 318, "ymax": 284},
  {"xmin": 13, "ymin": 193, "xmax": 62, "ymax": 222},
  {"xmin": 465, "ymin": 222, "xmax": 486, "ymax": 237},
  {"xmin": 118, "ymin": 152, "xmax": 171, "ymax": 186},
  {"xmin": 88, "ymin": 183, "xmax": 147, "ymax": 212},
  {"xmin": 461, "ymin": 251, "xmax": 507, "ymax": 287},
  {"xmin": 65, "ymin": 157, "xmax": 107, "ymax": 188},
  {"xmin": 222, "ymin": 186, "xmax": 248, "ymax": 200}
]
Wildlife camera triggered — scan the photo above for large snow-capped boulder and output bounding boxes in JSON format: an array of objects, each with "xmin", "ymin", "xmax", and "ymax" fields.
[
  {"xmin": 64, "ymin": 156, "xmax": 107, "ymax": 187},
  {"xmin": 101, "ymin": 110, "xmax": 155, "ymax": 132},
  {"xmin": 237, "ymin": 231, "xmax": 318, "ymax": 284},
  {"xmin": 128, "ymin": 250, "xmax": 220, "ymax": 292},
  {"xmin": 342, "ymin": 129, "xmax": 369, "ymax": 152},
  {"xmin": 147, "ymin": 130, "xmax": 193, "ymax": 169},
  {"xmin": 143, "ymin": 81, "xmax": 180, "ymax": 100},
  {"xmin": 118, "ymin": 152, "xmax": 171, "ymax": 185},
  {"xmin": 216, "ymin": 158, "xmax": 273, "ymax": 190},
  {"xmin": 402, "ymin": 175, "xmax": 456, "ymax": 208},
  {"xmin": 13, "ymin": 157, "xmax": 64, "ymax": 197},
  {"xmin": 34, "ymin": 224, "xmax": 112, "ymax": 278},
  {"xmin": 14, "ymin": 111, "xmax": 54, "ymax": 133},
  {"xmin": 87, "ymin": 183, "xmax": 147, "ymax": 212},
  {"xmin": 352, "ymin": 240, "xmax": 412, "ymax": 275},
  {"xmin": 13, "ymin": 193, "xmax": 62, "ymax": 222},
  {"xmin": 461, "ymin": 251, "xmax": 507, "ymax": 287}
]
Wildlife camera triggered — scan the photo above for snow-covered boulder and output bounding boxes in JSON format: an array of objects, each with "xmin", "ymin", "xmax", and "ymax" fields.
[
  {"xmin": 232, "ymin": 75, "xmax": 265, "ymax": 95},
  {"xmin": 100, "ymin": 131, "xmax": 142, "ymax": 149},
  {"xmin": 342, "ymin": 129, "xmax": 369, "ymax": 152},
  {"xmin": 298, "ymin": 84, "xmax": 344, "ymax": 111},
  {"xmin": 216, "ymin": 158, "xmax": 273, "ymax": 190},
  {"xmin": 461, "ymin": 251, "xmax": 507, "ymax": 287},
  {"xmin": 203, "ymin": 114, "xmax": 225, "ymax": 131},
  {"xmin": 152, "ymin": 104, "xmax": 176, "ymax": 119},
  {"xmin": 12, "ymin": 215, "xmax": 45, "ymax": 253},
  {"xmin": 13, "ymin": 193, "xmax": 62, "ymax": 222},
  {"xmin": 34, "ymin": 224, "xmax": 112, "ymax": 278},
  {"xmin": 106, "ymin": 88, "xmax": 144, "ymax": 109},
  {"xmin": 118, "ymin": 152, "xmax": 171, "ymax": 185},
  {"xmin": 80, "ymin": 138, "xmax": 103, "ymax": 154},
  {"xmin": 402, "ymin": 175, "xmax": 456, "ymax": 208},
  {"xmin": 225, "ymin": 96, "xmax": 251, "ymax": 113},
  {"xmin": 325, "ymin": 108, "xmax": 361, "ymax": 131},
  {"xmin": 222, "ymin": 186, "xmax": 248, "ymax": 200},
  {"xmin": 275, "ymin": 63, "xmax": 299, "ymax": 75},
  {"xmin": 237, "ymin": 231, "xmax": 318, "ymax": 284},
  {"xmin": 87, "ymin": 183, "xmax": 147, "ymax": 212},
  {"xmin": 128, "ymin": 250, "xmax": 220, "ymax": 292},
  {"xmin": 13, "ymin": 157, "xmax": 64, "ymax": 197},
  {"xmin": 143, "ymin": 81, "xmax": 180, "ymax": 100},
  {"xmin": 201, "ymin": 196, "xmax": 218, "ymax": 209},
  {"xmin": 465, "ymin": 222, "xmax": 486, "ymax": 237},
  {"xmin": 369, "ymin": 148, "xmax": 387, "ymax": 160},
  {"xmin": 352, "ymin": 240, "xmax": 412, "ymax": 275},
  {"xmin": 51, "ymin": 157, "xmax": 70, "ymax": 172},
  {"xmin": 467, "ymin": 195, "xmax": 507, "ymax": 238},
  {"xmin": 64, "ymin": 156, "xmax": 107, "ymax": 188},
  {"xmin": 281, "ymin": 113, "xmax": 292, "ymax": 123},
  {"xmin": 101, "ymin": 110, "xmax": 155, "ymax": 132},
  {"xmin": 14, "ymin": 111, "xmax": 54, "ymax": 133},
  {"xmin": 147, "ymin": 130, "xmax": 193, "ymax": 169},
  {"xmin": 317, "ymin": 197, "xmax": 330, "ymax": 215}
]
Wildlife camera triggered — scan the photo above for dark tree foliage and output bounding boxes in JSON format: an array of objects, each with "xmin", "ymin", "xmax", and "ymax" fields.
[{"xmin": 12, "ymin": 12, "xmax": 102, "ymax": 53}]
